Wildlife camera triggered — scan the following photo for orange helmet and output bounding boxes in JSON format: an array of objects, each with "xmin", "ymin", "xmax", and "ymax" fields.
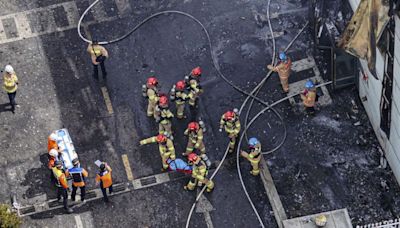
[
  {"xmin": 147, "ymin": 77, "xmax": 158, "ymax": 86},
  {"xmin": 188, "ymin": 122, "xmax": 199, "ymax": 131},
  {"xmin": 191, "ymin": 67, "xmax": 202, "ymax": 77},
  {"xmin": 156, "ymin": 134, "xmax": 167, "ymax": 143},
  {"xmin": 176, "ymin": 80, "xmax": 186, "ymax": 90},
  {"xmin": 188, "ymin": 153, "xmax": 198, "ymax": 162},
  {"xmin": 159, "ymin": 95, "xmax": 168, "ymax": 107},
  {"xmin": 224, "ymin": 111, "xmax": 236, "ymax": 121}
]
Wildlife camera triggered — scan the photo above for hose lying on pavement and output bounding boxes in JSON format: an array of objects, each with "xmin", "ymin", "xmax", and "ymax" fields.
[{"xmin": 77, "ymin": 1, "xmax": 313, "ymax": 227}]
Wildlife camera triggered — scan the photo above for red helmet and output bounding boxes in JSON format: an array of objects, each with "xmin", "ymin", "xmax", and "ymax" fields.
[
  {"xmin": 188, "ymin": 153, "xmax": 198, "ymax": 162},
  {"xmin": 224, "ymin": 111, "xmax": 236, "ymax": 120},
  {"xmin": 147, "ymin": 77, "xmax": 158, "ymax": 86},
  {"xmin": 176, "ymin": 80, "xmax": 186, "ymax": 90},
  {"xmin": 159, "ymin": 95, "xmax": 168, "ymax": 107},
  {"xmin": 156, "ymin": 134, "xmax": 167, "ymax": 143},
  {"xmin": 188, "ymin": 122, "xmax": 199, "ymax": 131},
  {"xmin": 191, "ymin": 67, "xmax": 202, "ymax": 77}
]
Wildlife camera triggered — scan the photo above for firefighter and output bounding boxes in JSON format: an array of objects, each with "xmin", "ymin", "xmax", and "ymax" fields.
[
  {"xmin": 140, "ymin": 134, "xmax": 176, "ymax": 170},
  {"xmin": 154, "ymin": 95, "xmax": 174, "ymax": 136},
  {"xmin": 300, "ymin": 80, "xmax": 317, "ymax": 114},
  {"xmin": 267, "ymin": 52, "xmax": 292, "ymax": 93},
  {"xmin": 87, "ymin": 39, "xmax": 108, "ymax": 80},
  {"xmin": 170, "ymin": 80, "xmax": 188, "ymax": 119},
  {"xmin": 52, "ymin": 161, "xmax": 73, "ymax": 213},
  {"xmin": 65, "ymin": 159, "xmax": 88, "ymax": 203},
  {"xmin": 95, "ymin": 162, "xmax": 113, "ymax": 202},
  {"xmin": 240, "ymin": 137, "xmax": 262, "ymax": 176},
  {"xmin": 142, "ymin": 77, "xmax": 159, "ymax": 117},
  {"xmin": 186, "ymin": 67, "xmax": 203, "ymax": 115},
  {"xmin": 219, "ymin": 109, "xmax": 241, "ymax": 152},
  {"xmin": 183, "ymin": 121, "xmax": 206, "ymax": 156},
  {"xmin": 184, "ymin": 153, "xmax": 214, "ymax": 192}
]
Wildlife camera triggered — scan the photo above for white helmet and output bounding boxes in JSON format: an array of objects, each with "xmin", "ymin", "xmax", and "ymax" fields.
[
  {"xmin": 49, "ymin": 132, "xmax": 59, "ymax": 141},
  {"xmin": 4, "ymin": 65, "xmax": 14, "ymax": 74},
  {"xmin": 49, "ymin": 149, "xmax": 58, "ymax": 157}
]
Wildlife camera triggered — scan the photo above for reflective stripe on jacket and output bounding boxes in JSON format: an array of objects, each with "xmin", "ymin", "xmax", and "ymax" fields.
[{"xmin": 66, "ymin": 167, "xmax": 88, "ymax": 187}]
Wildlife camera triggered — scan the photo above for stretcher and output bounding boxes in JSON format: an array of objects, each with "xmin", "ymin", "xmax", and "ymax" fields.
[
  {"xmin": 167, "ymin": 158, "xmax": 192, "ymax": 174},
  {"xmin": 54, "ymin": 129, "xmax": 78, "ymax": 170}
]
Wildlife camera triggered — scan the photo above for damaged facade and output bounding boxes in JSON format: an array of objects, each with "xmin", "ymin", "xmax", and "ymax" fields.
[{"xmin": 344, "ymin": 0, "xmax": 400, "ymax": 185}]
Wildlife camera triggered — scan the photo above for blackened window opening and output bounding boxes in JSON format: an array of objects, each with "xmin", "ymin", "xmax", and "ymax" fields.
[{"xmin": 379, "ymin": 16, "xmax": 395, "ymax": 137}]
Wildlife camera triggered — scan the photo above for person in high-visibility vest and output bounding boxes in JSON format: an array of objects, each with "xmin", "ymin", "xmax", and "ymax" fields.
[
  {"xmin": 300, "ymin": 80, "xmax": 317, "ymax": 115},
  {"xmin": 87, "ymin": 39, "xmax": 108, "ymax": 80},
  {"xmin": 219, "ymin": 109, "xmax": 241, "ymax": 152},
  {"xmin": 183, "ymin": 122, "xmax": 206, "ymax": 156},
  {"xmin": 240, "ymin": 137, "xmax": 262, "ymax": 176},
  {"xmin": 142, "ymin": 77, "xmax": 159, "ymax": 117},
  {"xmin": 52, "ymin": 161, "xmax": 73, "ymax": 213},
  {"xmin": 140, "ymin": 134, "xmax": 176, "ymax": 170},
  {"xmin": 154, "ymin": 95, "xmax": 174, "ymax": 136},
  {"xmin": 95, "ymin": 162, "xmax": 113, "ymax": 202},
  {"xmin": 170, "ymin": 80, "xmax": 188, "ymax": 119},
  {"xmin": 184, "ymin": 153, "xmax": 214, "ymax": 192},
  {"xmin": 267, "ymin": 52, "xmax": 292, "ymax": 93},
  {"xmin": 3, "ymin": 65, "xmax": 19, "ymax": 113},
  {"xmin": 65, "ymin": 159, "xmax": 88, "ymax": 203}
]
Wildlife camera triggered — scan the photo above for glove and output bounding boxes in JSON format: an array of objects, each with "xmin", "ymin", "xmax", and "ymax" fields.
[
  {"xmin": 139, "ymin": 140, "xmax": 145, "ymax": 145},
  {"xmin": 195, "ymin": 143, "xmax": 200, "ymax": 148}
]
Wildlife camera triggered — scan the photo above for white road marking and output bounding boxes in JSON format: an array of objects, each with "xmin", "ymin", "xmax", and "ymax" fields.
[
  {"xmin": 63, "ymin": 1, "xmax": 80, "ymax": 28},
  {"xmin": 0, "ymin": 20, "xmax": 6, "ymax": 40},
  {"xmin": 13, "ymin": 13, "xmax": 31, "ymax": 38},
  {"xmin": 90, "ymin": 0, "xmax": 108, "ymax": 22},
  {"xmin": 196, "ymin": 194, "xmax": 215, "ymax": 228},
  {"xmin": 74, "ymin": 215, "xmax": 84, "ymax": 228}
]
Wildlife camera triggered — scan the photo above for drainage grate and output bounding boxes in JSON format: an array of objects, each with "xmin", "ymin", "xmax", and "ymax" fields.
[
  {"xmin": 140, "ymin": 177, "xmax": 156, "ymax": 186},
  {"xmin": 113, "ymin": 184, "xmax": 126, "ymax": 193},
  {"xmin": 85, "ymin": 191, "xmax": 97, "ymax": 199},
  {"xmin": 48, "ymin": 200, "xmax": 61, "ymax": 208}
]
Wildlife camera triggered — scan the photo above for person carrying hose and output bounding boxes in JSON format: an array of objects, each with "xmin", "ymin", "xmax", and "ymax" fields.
[
  {"xmin": 184, "ymin": 153, "xmax": 214, "ymax": 192},
  {"xmin": 267, "ymin": 51, "xmax": 292, "ymax": 93},
  {"xmin": 142, "ymin": 77, "xmax": 159, "ymax": 117},
  {"xmin": 240, "ymin": 137, "xmax": 262, "ymax": 176},
  {"xmin": 140, "ymin": 134, "xmax": 176, "ymax": 170},
  {"xmin": 219, "ymin": 109, "xmax": 241, "ymax": 153}
]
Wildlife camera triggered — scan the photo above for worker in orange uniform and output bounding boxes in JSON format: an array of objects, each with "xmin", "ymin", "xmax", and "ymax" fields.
[
  {"xmin": 170, "ymin": 80, "xmax": 188, "ymax": 119},
  {"xmin": 187, "ymin": 67, "xmax": 203, "ymax": 118},
  {"xmin": 240, "ymin": 137, "xmax": 262, "ymax": 176},
  {"xmin": 140, "ymin": 134, "xmax": 176, "ymax": 170},
  {"xmin": 184, "ymin": 153, "xmax": 214, "ymax": 192},
  {"xmin": 3, "ymin": 65, "xmax": 19, "ymax": 113},
  {"xmin": 154, "ymin": 95, "xmax": 174, "ymax": 136},
  {"xmin": 65, "ymin": 159, "xmax": 88, "ymax": 203},
  {"xmin": 267, "ymin": 52, "xmax": 292, "ymax": 93},
  {"xmin": 87, "ymin": 39, "xmax": 108, "ymax": 80},
  {"xmin": 52, "ymin": 161, "xmax": 73, "ymax": 213},
  {"xmin": 47, "ymin": 132, "xmax": 59, "ymax": 152},
  {"xmin": 48, "ymin": 149, "xmax": 61, "ymax": 169},
  {"xmin": 142, "ymin": 77, "xmax": 159, "ymax": 117},
  {"xmin": 96, "ymin": 162, "xmax": 113, "ymax": 202},
  {"xmin": 183, "ymin": 121, "xmax": 206, "ymax": 156},
  {"xmin": 300, "ymin": 80, "xmax": 317, "ymax": 115},
  {"xmin": 219, "ymin": 109, "xmax": 241, "ymax": 152}
]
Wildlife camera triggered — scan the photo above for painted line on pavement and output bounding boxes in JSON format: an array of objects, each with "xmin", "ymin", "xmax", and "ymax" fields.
[
  {"xmin": 122, "ymin": 154, "xmax": 134, "ymax": 181},
  {"xmin": 100, "ymin": 86, "xmax": 114, "ymax": 114},
  {"xmin": 74, "ymin": 215, "xmax": 84, "ymax": 228}
]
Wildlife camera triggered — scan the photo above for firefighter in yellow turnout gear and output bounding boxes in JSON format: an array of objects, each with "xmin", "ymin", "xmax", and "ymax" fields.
[
  {"xmin": 240, "ymin": 137, "xmax": 262, "ymax": 176},
  {"xmin": 184, "ymin": 153, "xmax": 214, "ymax": 192},
  {"xmin": 219, "ymin": 109, "xmax": 241, "ymax": 152},
  {"xmin": 183, "ymin": 122, "xmax": 206, "ymax": 156},
  {"xmin": 154, "ymin": 95, "xmax": 174, "ymax": 136},
  {"xmin": 187, "ymin": 67, "xmax": 203, "ymax": 108},
  {"xmin": 142, "ymin": 77, "xmax": 159, "ymax": 117},
  {"xmin": 140, "ymin": 134, "xmax": 176, "ymax": 170},
  {"xmin": 170, "ymin": 80, "xmax": 188, "ymax": 119}
]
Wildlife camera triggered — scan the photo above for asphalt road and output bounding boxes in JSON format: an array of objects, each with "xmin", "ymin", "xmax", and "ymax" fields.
[{"xmin": 1, "ymin": 0, "xmax": 399, "ymax": 227}]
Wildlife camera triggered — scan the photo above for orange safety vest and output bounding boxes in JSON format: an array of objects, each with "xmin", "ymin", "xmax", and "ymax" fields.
[{"xmin": 96, "ymin": 169, "xmax": 113, "ymax": 188}]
